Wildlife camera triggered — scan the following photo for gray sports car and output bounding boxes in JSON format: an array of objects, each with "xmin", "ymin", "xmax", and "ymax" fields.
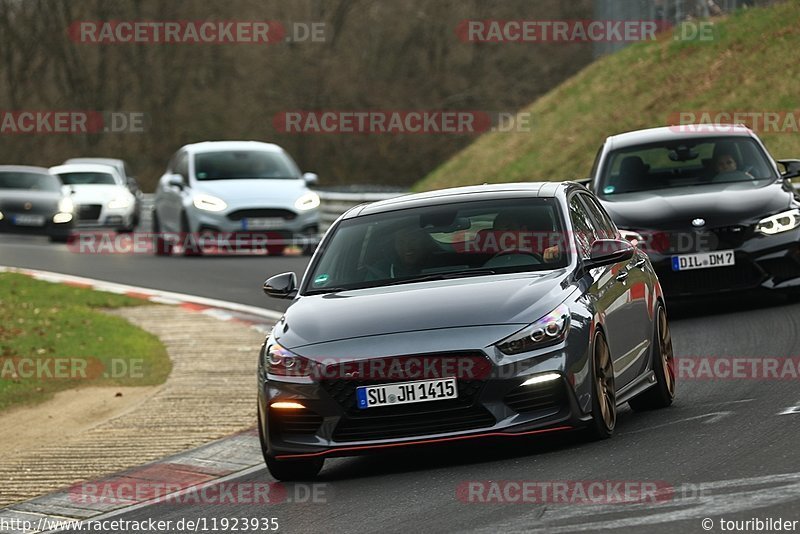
[
  {"xmin": 0, "ymin": 165, "xmax": 75, "ymax": 242},
  {"xmin": 258, "ymin": 182, "xmax": 675, "ymax": 480}
]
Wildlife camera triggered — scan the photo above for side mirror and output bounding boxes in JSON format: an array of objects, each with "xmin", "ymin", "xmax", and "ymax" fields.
[
  {"xmin": 166, "ymin": 174, "xmax": 184, "ymax": 189},
  {"xmin": 263, "ymin": 272, "xmax": 298, "ymax": 299},
  {"xmin": 584, "ymin": 239, "xmax": 634, "ymax": 269},
  {"xmin": 778, "ymin": 159, "xmax": 800, "ymax": 179},
  {"xmin": 302, "ymin": 172, "xmax": 319, "ymax": 186}
]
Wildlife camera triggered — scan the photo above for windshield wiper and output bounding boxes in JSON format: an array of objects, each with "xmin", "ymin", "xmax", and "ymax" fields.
[{"xmin": 385, "ymin": 269, "xmax": 497, "ymax": 286}]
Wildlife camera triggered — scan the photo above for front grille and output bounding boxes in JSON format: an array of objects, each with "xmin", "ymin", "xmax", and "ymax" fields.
[
  {"xmin": 77, "ymin": 204, "xmax": 102, "ymax": 221},
  {"xmin": 227, "ymin": 209, "xmax": 296, "ymax": 221},
  {"xmin": 270, "ymin": 407, "xmax": 323, "ymax": 436},
  {"xmin": 504, "ymin": 379, "xmax": 566, "ymax": 413},
  {"xmin": 656, "ymin": 259, "xmax": 764, "ymax": 296},
  {"xmin": 663, "ymin": 226, "xmax": 750, "ymax": 254}
]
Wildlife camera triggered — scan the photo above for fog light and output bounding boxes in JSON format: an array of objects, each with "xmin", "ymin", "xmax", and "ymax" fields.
[
  {"xmin": 53, "ymin": 212, "xmax": 73, "ymax": 224},
  {"xmin": 270, "ymin": 401, "xmax": 306, "ymax": 410},
  {"xmin": 521, "ymin": 372, "xmax": 561, "ymax": 386}
]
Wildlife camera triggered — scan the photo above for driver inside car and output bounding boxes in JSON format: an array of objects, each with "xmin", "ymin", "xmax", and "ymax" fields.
[{"xmin": 485, "ymin": 208, "xmax": 562, "ymax": 263}]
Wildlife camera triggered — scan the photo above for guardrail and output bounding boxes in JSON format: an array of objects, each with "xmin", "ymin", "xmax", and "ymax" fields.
[{"xmin": 317, "ymin": 190, "xmax": 408, "ymax": 232}]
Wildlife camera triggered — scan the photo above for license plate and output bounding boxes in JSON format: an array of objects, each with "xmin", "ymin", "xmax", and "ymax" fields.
[
  {"xmin": 13, "ymin": 214, "xmax": 46, "ymax": 226},
  {"xmin": 356, "ymin": 378, "xmax": 457, "ymax": 409},
  {"xmin": 671, "ymin": 250, "xmax": 735, "ymax": 271},
  {"xmin": 243, "ymin": 217, "xmax": 284, "ymax": 230}
]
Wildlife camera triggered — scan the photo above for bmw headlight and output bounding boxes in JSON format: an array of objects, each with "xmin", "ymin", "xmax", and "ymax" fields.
[
  {"xmin": 57, "ymin": 197, "xmax": 74, "ymax": 213},
  {"xmin": 108, "ymin": 196, "xmax": 132, "ymax": 209},
  {"xmin": 756, "ymin": 209, "xmax": 800, "ymax": 235},
  {"xmin": 497, "ymin": 303, "xmax": 571, "ymax": 356},
  {"xmin": 294, "ymin": 192, "xmax": 320, "ymax": 211},
  {"xmin": 193, "ymin": 193, "xmax": 228, "ymax": 212}
]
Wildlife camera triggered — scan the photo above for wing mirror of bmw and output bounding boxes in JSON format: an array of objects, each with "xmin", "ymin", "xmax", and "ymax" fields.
[
  {"xmin": 263, "ymin": 272, "xmax": 298, "ymax": 299},
  {"xmin": 584, "ymin": 239, "xmax": 635, "ymax": 270},
  {"xmin": 778, "ymin": 159, "xmax": 800, "ymax": 180},
  {"xmin": 302, "ymin": 172, "xmax": 319, "ymax": 185}
]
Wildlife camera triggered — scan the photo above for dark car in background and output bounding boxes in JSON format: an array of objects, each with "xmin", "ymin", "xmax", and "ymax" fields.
[
  {"xmin": 588, "ymin": 124, "xmax": 800, "ymax": 297},
  {"xmin": 257, "ymin": 182, "xmax": 674, "ymax": 480},
  {"xmin": 0, "ymin": 165, "xmax": 75, "ymax": 242}
]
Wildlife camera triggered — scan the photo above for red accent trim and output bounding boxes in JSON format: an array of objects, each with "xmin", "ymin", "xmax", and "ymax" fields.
[{"xmin": 274, "ymin": 425, "xmax": 573, "ymax": 459}]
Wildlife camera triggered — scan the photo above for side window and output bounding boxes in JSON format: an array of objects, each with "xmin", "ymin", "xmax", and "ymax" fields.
[
  {"xmin": 174, "ymin": 153, "xmax": 188, "ymax": 181},
  {"xmin": 579, "ymin": 194, "xmax": 618, "ymax": 239},
  {"xmin": 568, "ymin": 195, "xmax": 600, "ymax": 258},
  {"xmin": 589, "ymin": 144, "xmax": 604, "ymax": 181}
]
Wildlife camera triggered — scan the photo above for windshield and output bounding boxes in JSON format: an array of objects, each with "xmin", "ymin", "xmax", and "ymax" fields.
[
  {"xmin": 194, "ymin": 150, "xmax": 300, "ymax": 180},
  {"xmin": 0, "ymin": 171, "xmax": 61, "ymax": 192},
  {"xmin": 305, "ymin": 198, "xmax": 568, "ymax": 294},
  {"xmin": 57, "ymin": 172, "xmax": 117, "ymax": 185},
  {"xmin": 598, "ymin": 136, "xmax": 778, "ymax": 197}
]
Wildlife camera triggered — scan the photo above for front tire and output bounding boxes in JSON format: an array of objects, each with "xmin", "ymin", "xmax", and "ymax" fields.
[
  {"xmin": 629, "ymin": 304, "xmax": 675, "ymax": 411},
  {"xmin": 258, "ymin": 407, "xmax": 323, "ymax": 481},
  {"xmin": 152, "ymin": 211, "xmax": 172, "ymax": 256},
  {"xmin": 587, "ymin": 331, "xmax": 616, "ymax": 440}
]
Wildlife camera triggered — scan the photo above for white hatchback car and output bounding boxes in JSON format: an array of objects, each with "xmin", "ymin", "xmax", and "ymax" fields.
[
  {"xmin": 49, "ymin": 164, "xmax": 137, "ymax": 232},
  {"xmin": 152, "ymin": 141, "xmax": 320, "ymax": 256}
]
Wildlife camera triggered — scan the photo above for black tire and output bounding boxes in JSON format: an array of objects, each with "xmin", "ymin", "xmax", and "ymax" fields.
[
  {"xmin": 258, "ymin": 407, "xmax": 323, "ymax": 481},
  {"xmin": 152, "ymin": 211, "xmax": 172, "ymax": 256},
  {"xmin": 629, "ymin": 304, "xmax": 676, "ymax": 411},
  {"xmin": 587, "ymin": 331, "xmax": 616, "ymax": 440},
  {"xmin": 180, "ymin": 212, "xmax": 203, "ymax": 257},
  {"xmin": 265, "ymin": 455, "xmax": 324, "ymax": 481}
]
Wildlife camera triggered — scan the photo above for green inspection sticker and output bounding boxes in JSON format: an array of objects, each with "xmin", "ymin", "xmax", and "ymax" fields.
[{"xmin": 314, "ymin": 274, "xmax": 330, "ymax": 286}]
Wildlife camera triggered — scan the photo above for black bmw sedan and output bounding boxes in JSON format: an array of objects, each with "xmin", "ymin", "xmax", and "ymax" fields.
[
  {"xmin": 258, "ymin": 182, "xmax": 674, "ymax": 480},
  {"xmin": 0, "ymin": 165, "xmax": 75, "ymax": 242},
  {"xmin": 588, "ymin": 124, "xmax": 800, "ymax": 297}
]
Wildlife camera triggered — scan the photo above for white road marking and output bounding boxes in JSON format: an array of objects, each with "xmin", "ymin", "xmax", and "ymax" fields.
[
  {"xmin": 623, "ymin": 411, "xmax": 733, "ymax": 434},
  {"xmin": 779, "ymin": 403, "xmax": 800, "ymax": 415}
]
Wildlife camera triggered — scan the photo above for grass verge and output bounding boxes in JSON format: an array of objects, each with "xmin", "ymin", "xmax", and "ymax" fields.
[{"xmin": 0, "ymin": 272, "xmax": 171, "ymax": 411}]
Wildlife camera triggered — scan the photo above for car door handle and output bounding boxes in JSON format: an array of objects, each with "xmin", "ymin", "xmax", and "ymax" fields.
[
  {"xmin": 633, "ymin": 257, "xmax": 646, "ymax": 269},
  {"xmin": 616, "ymin": 270, "xmax": 629, "ymax": 282}
]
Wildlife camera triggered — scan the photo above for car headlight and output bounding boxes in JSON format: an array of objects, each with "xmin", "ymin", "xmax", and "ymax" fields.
[
  {"xmin": 497, "ymin": 303, "xmax": 570, "ymax": 356},
  {"xmin": 0, "ymin": 210, "xmax": 4, "ymax": 221},
  {"xmin": 294, "ymin": 192, "xmax": 320, "ymax": 211},
  {"xmin": 57, "ymin": 197, "xmax": 74, "ymax": 213},
  {"xmin": 263, "ymin": 342, "xmax": 315, "ymax": 377},
  {"xmin": 108, "ymin": 196, "xmax": 132, "ymax": 209},
  {"xmin": 193, "ymin": 193, "xmax": 228, "ymax": 212},
  {"xmin": 756, "ymin": 209, "xmax": 800, "ymax": 235}
]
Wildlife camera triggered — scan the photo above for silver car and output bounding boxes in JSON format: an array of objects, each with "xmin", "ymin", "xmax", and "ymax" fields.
[{"xmin": 152, "ymin": 141, "xmax": 320, "ymax": 256}]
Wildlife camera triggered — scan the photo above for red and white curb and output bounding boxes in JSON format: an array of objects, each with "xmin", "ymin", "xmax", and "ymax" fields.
[{"xmin": 0, "ymin": 266, "xmax": 283, "ymax": 333}]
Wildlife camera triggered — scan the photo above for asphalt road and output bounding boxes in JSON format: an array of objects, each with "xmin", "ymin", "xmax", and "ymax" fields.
[{"xmin": 2, "ymin": 233, "xmax": 800, "ymax": 533}]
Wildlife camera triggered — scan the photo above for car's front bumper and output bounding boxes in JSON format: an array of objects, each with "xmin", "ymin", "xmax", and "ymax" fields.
[
  {"xmin": 644, "ymin": 227, "xmax": 800, "ymax": 296},
  {"xmin": 258, "ymin": 342, "xmax": 591, "ymax": 460},
  {"xmin": 189, "ymin": 205, "xmax": 320, "ymax": 246}
]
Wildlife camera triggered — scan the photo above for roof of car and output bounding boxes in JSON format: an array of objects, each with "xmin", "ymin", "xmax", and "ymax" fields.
[
  {"xmin": 180, "ymin": 141, "xmax": 284, "ymax": 154},
  {"xmin": 0, "ymin": 165, "xmax": 52, "ymax": 174},
  {"xmin": 351, "ymin": 182, "xmax": 573, "ymax": 218},
  {"xmin": 49, "ymin": 163, "xmax": 124, "ymax": 178},
  {"xmin": 606, "ymin": 124, "xmax": 755, "ymax": 150},
  {"xmin": 65, "ymin": 157, "xmax": 125, "ymax": 166}
]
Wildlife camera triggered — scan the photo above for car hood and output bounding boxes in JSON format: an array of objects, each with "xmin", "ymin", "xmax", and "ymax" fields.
[
  {"xmin": 68, "ymin": 184, "xmax": 129, "ymax": 204},
  {"xmin": 194, "ymin": 179, "xmax": 308, "ymax": 203},
  {"xmin": 276, "ymin": 270, "xmax": 572, "ymax": 350},
  {"xmin": 600, "ymin": 180, "xmax": 795, "ymax": 230},
  {"xmin": 0, "ymin": 190, "xmax": 61, "ymax": 210}
]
